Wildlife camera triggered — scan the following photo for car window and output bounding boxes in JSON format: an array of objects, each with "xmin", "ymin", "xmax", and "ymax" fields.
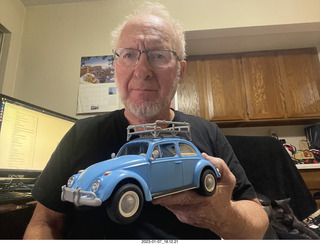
[
  {"xmin": 179, "ymin": 143, "xmax": 197, "ymax": 156},
  {"xmin": 159, "ymin": 143, "xmax": 177, "ymax": 158},
  {"xmin": 118, "ymin": 142, "xmax": 149, "ymax": 156}
]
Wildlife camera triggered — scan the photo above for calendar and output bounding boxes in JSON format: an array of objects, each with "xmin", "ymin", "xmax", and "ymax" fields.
[{"xmin": 77, "ymin": 55, "xmax": 123, "ymax": 114}]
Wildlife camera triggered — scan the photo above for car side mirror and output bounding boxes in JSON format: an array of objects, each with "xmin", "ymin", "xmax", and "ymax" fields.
[
  {"xmin": 151, "ymin": 150, "xmax": 160, "ymax": 161},
  {"xmin": 111, "ymin": 153, "xmax": 116, "ymax": 159}
]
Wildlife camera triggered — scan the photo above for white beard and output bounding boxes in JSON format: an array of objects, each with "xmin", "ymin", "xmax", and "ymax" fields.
[{"xmin": 117, "ymin": 77, "xmax": 179, "ymax": 118}]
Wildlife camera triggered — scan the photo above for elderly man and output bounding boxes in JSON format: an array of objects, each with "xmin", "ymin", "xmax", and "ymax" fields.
[{"xmin": 24, "ymin": 2, "xmax": 268, "ymax": 240}]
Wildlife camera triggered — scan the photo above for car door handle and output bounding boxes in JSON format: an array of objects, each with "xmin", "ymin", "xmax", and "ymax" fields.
[{"xmin": 175, "ymin": 160, "xmax": 182, "ymax": 164}]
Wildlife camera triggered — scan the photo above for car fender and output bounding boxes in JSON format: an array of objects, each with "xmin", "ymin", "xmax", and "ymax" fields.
[
  {"xmin": 67, "ymin": 173, "xmax": 81, "ymax": 188},
  {"xmin": 96, "ymin": 170, "xmax": 152, "ymax": 202},
  {"xmin": 193, "ymin": 160, "xmax": 220, "ymax": 188},
  {"xmin": 72, "ymin": 173, "xmax": 81, "ymax": 181}
]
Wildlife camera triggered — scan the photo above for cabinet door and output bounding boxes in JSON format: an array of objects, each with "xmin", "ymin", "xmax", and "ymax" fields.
[
  {"xmin": 278, "ymin": 48, "xmax": 320, "ymax": 118},
  {"xmin": 241, "ymin": 52, "xmax": 285, "ymax": 120},
  {"xmin": 177, "ymin": 57, "xmax": 245, "ymax": 121},
  {"xmin": 177, "ymin": 60, "xmax": 201, "ymax": 117},
  {"xmin": 202, "ymin": 55, "xmax": 246, "ymax": 121}
]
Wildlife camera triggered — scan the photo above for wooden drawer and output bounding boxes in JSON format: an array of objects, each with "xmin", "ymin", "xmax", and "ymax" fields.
[
  {"xmin": 299, "ymin": 169, "xmax": 320, "ymax": 190},
  {"xmin": 299, "ymin": 169, "xmax": 320, "ymax": 209}
]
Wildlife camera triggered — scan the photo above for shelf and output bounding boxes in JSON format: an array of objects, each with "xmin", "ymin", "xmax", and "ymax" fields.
[
  {"xmin": 215, "ymin": 117, "xmax": 320, "ymax": 128},
  {"xmin": 296, "ymin": 164, "xmax": 320, "ymax": 169}
]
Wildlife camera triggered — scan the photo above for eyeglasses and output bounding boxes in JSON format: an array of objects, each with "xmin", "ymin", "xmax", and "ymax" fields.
[{"xmin": 113, "ymin": 48, "xmax": 180, "ymax": 68}]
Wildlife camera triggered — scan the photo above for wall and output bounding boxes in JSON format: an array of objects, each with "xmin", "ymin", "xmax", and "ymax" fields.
[
  {"xmin": 9, "ymin": 0, "xmax": 320, "ymax": 118},
  {"xmin": 2, "ymin": 0, "xmax": 320, "ymax": 149},
  {"xmin": 0, "ymin": 0, "xmax": 25, "ymax": 95}
]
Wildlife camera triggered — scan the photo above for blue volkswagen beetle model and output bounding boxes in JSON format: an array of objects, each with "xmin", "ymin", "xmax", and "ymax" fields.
[{"xmin": 61, "ymin": 121, "xmax": 221, "ymax": 224}]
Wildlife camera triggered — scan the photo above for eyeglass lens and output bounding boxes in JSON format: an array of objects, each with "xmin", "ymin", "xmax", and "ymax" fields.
[{"xmin": 115, "ymin": 48, "xmax": 176, "ymax": 67}]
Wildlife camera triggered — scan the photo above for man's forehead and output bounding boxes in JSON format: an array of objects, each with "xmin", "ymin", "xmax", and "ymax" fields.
[{"xmin": 119, "ymin": 14, "xmax": 175, "ymax": 47}]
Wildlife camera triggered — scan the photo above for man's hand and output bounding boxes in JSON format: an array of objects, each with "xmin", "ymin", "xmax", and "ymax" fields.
[
  {"xmin": 152, "ymin": 153, "xmax": 235, "ymax": 230},
  {"xmin": 152, "ymin": 153, "xmax": 269, "ymax": 239}
]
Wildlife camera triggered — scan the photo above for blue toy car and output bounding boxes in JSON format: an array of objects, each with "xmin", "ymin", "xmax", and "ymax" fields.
[{"xmin": 61, "ymin": 121, "xmax": 221, "ymax": 224}]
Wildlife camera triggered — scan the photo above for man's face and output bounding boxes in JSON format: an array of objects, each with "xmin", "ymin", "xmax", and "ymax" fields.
[{"xmin": 114, "ymin": 15, "xmax": 185, "ymax": 118}]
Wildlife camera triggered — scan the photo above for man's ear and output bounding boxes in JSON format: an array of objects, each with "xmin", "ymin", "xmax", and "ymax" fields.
[{"xmin": 178, "ymin": 60, "xmax": 187, "ymax": 84}]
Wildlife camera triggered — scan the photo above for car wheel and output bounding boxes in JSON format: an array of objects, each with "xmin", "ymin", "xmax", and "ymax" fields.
[
  {"xmin": 198, "ymin": 169, "xmax": 217, "ymax": 196},
  {"xmin": 106, "ymin": 183, "xmax": 143, "ymax": 224}
]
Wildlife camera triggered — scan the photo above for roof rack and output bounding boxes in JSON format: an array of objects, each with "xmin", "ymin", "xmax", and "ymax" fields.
[{"xmin": 127, "ymin": 120, "xmax": 191, "ymax": 141}]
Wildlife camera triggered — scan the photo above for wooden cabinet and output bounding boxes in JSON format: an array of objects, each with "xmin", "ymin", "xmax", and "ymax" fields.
[
  {"xmin": 203, "ymin": 55, "xmax": 246, "ymax": 121},
  {"xmin": 241, "ymin": 51, "xmax": 285, "ymax": 120},
  {"xmin": 278, "ymin": 48, "xmax": 320, "ymax": 118},
  {"xmin": 178, "ymin": 48, "xmax": 320, "ymax": 125},
  {"xmin": 178, "ymin": 55, "xmax": 246, "ymax": 121},
  {"xmin": 177, "ymin": 60, "xmax": 201, "ymax": 117},
  {"xmin": 299, "ymin": 168, "xmax": 320, "ymax": 209}
]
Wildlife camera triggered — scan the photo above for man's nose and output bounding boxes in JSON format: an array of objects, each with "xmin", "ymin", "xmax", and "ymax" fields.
[{"xmin": 134, "ymin": 52, "xmax": 153, "ymax": 79}]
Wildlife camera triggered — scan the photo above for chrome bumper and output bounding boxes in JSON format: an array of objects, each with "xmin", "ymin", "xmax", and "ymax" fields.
[{"xmin": 61, "ymin": 185, "xmax": 102, "ymax": 207}]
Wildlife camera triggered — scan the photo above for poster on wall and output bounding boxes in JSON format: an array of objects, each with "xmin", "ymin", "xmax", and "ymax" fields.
[{"xmin": 77, "ymin": 55, "xmax": 123, "ymax": 114}]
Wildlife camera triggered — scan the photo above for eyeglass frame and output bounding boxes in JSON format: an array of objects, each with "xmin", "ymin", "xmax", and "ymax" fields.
[{"xmin": 112, "ymin": 48, "xmax": 180, "ymax": 67}]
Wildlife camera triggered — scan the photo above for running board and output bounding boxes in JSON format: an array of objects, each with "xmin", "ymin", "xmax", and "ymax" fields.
[{"xmin": 152, "ymin": 185, "xmax": 197, "ymax": 199}]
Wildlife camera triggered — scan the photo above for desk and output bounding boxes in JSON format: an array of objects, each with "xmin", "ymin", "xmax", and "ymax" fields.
[{"xmin": 0, "ymin": 201, "xmax": 36, "ymax": 239}]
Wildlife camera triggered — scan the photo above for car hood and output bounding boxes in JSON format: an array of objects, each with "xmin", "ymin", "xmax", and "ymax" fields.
[{"xmin": 73, "ymin": 155, "xmax": 146, "ymax": 189}]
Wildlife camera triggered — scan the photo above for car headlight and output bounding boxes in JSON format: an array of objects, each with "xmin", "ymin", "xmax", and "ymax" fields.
[
  {"xmin": 92, "ymin": 179, "xmax": 100, "ymax": 192},
  {"xmin": 67, "ymin": 176, "xmax": 75, "ymax": 187}
]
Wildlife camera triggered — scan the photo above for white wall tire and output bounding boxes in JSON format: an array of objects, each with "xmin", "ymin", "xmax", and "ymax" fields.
[
  {"xmin": 198, "ymin": 169, "xmax": 217, "ymax": 196},
  {"xmin": 118, "ymin": 190, "xmax": 140, "ymax": 218},
  {"xmin": 106, "ymin": 183, "xmax": 143, "ymax": 224}
]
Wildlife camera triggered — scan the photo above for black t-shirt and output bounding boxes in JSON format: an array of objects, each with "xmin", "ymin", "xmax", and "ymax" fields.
[{"xmin": 32, "ymin": 109, "xmax": 256, "ymax": 239}]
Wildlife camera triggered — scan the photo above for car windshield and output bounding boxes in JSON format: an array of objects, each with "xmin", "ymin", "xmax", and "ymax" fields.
[{"xmin": 117, "ymin": 142, "xmax": 149, "ymax": 156}]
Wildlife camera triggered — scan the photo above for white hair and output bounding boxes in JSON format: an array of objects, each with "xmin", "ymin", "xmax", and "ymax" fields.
[{"xmin": 110, "ymin": 1, "xmax": 186, "ymax": 60}]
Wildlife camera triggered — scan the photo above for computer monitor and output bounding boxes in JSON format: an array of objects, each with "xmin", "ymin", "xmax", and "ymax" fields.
[{"xmin": 0, "ymin": 94, "xmax": 76, "ymax": 183}]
